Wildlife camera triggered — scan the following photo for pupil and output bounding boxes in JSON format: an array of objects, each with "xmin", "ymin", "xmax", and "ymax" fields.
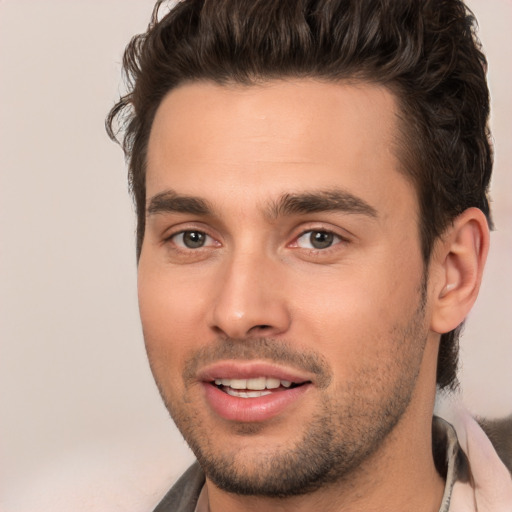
[
  {"xmin": 310, "ymin": 231, "xmax": 333, "ymax": 249},
  {"xmin": 184, "ymin": 231, "xmax": 205, "ymax": 248}
]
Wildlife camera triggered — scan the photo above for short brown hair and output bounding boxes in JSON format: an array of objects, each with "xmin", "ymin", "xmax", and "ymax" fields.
[{"xmin": 106, "ymin": 0, "xmax": 493, "ymax": 390}]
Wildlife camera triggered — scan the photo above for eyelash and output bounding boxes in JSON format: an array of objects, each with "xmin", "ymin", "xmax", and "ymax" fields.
[
  {"xmin": 291, "ymin": 229, "xmax": 347, "ymax": 251},
  {"xmin": 166, "ymin": 230, "xmax": 219, "ymax": 250},
  {"xmin": 164, "ymin": 227, "xmax": 348, "ymax": 254}
]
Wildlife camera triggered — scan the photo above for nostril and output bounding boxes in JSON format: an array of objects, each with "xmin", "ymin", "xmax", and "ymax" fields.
[
  {"xmin": 252, "ymin": 324, "xmax": 272, "ymax": 331},
  {"xmin": 245, "ymin": 324, "xmax": 274, "ymax": 336}
]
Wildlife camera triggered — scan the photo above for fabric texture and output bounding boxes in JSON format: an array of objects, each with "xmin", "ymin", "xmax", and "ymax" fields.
[
  {"xmin": 441, "ymin": 406, "xmax": 512, "ymax": 511},
  {"xmin": 152, "ymin": 411, "xmax": 512, "ymax": 512},
  {"xmin": 152, "ymin": 463, "xmax": 205, "ymax": 512}
]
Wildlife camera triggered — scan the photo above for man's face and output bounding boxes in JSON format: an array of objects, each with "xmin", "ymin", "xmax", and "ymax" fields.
[{"xmin": 139, "ymin": 80, "xmax": 435, "ymax": 496}]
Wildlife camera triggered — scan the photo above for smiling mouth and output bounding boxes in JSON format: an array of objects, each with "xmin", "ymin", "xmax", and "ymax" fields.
[{"xmin": 212, "ymin": 377, "xmax": 308, "ymax": 398}]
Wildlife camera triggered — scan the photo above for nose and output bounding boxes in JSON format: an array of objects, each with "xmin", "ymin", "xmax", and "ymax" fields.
[{"xmin": 209, "ymin": 250, "xmax": 291, "ymax": 339}]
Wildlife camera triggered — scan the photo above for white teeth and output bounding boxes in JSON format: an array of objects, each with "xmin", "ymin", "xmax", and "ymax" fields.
[
  {"xmin": 226, "ymin": 388, "xmax": 272, "ymax": 398},
  {"xmin": 246, "ymin": 377, "xmax": 266, "ymax": 390},
  {"xmin": 266, "ymin": 377, "xmax": 280, "ymax": 389},
  {"xmin": 214, "ymin": 377, "xmax": 295, "ymax": 390},
  {"xmin": 229, "ymin": 379, "xmax": 247, "ymax": 389}
]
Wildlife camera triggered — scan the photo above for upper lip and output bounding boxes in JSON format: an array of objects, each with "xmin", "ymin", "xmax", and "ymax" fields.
[{"xmin": 196, "ymin": 361, "xmax": 314, "ymax": 385}]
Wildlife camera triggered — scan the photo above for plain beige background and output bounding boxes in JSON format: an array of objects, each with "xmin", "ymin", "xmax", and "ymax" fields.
[{"xmin": 1, "ymin": 1, "xmax": 510, "ymax": 510}]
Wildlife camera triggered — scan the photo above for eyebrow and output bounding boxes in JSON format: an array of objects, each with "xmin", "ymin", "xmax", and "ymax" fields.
[
  {"xmin": 147, "ymin": 190, "xmax": 212, "ymax": 217},
  {"xmin": 266, "ymin": 190, "xmax": 378, "ymax": 219},
  {"xmin": 146, "ymin": 188, "xmax": 378, "ymax": 220}
]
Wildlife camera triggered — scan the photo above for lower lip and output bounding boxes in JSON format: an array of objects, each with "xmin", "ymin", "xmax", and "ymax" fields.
[{"xmin": 203, "ymin": 383, "xmax": 311, "ymax": 422}]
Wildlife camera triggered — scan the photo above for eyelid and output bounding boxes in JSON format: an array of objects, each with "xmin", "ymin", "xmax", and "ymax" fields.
[
  {"xmin": 296, "ymin": 230, "xmax": 343, "ymax": 250},
  {"xmin": 163, "ymin": 224, "xmax": 222, "ymax": 249},
  {"xmin": 288, "ymin": 224, "xmax": 351, "ymax": 248},
  {"xmin": 172, "ymin": 231, "xmax": 217, "ymax": 249}
]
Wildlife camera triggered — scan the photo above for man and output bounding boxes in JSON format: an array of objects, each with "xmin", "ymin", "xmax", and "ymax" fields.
[{"xmin": 107, "ymin": 0, "xmax": 512, "ymax": 510}]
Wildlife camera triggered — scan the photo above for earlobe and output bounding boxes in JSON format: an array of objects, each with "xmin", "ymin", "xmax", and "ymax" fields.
[{"xmin": 430, "ymin": 208, "xmax": 490, "ymax": 334}]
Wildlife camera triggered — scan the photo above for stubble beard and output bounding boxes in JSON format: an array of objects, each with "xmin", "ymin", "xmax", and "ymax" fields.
[{"xmin": 149, "ymin": 293, "xmax": 429, "ymax": 498}]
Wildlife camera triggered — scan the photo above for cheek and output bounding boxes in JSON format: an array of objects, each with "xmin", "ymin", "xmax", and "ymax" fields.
[
  {"xmin": 291, "ymin": 256, "xmax": 424, "ymax": 372},
  {"xmin": 137, "ymin": 264, "xmax": 200, "ymax": 383},
  {"xmin": 138, "ymin": 276, "xmax": 193, "ymax": 404},
  {"xmin": 295, "ymin": 260, "xmax": 418, "ymax": 325},
  {"xmin": 138, "ymin": 260, "xmax": 209, "ymax": 340}
]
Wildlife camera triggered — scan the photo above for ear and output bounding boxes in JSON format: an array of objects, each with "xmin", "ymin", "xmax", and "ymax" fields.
[{"xmin": 430, "ymin": 208, "xmax": 490, "ymax": 334}]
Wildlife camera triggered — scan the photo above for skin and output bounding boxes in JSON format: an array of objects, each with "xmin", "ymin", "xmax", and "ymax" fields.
[{"xmin": 138, "ymin": 79, "xmax": 486, "ymax": 512}]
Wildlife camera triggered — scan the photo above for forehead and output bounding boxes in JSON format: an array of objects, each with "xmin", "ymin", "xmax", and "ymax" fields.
[{"xmin": 146, "ymin": 79, "xmax": 415, "ymax": 218}]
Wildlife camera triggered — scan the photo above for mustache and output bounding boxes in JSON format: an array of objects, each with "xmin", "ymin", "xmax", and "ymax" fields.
[{"xmin": 183, "ymin": 337, "xmax": 333, "ymax": 389}]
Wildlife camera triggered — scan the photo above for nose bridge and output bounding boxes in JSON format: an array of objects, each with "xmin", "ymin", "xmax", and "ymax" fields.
[{"xmin": 210, "ymin": 243, "xmax": 290, "ymax": 339}]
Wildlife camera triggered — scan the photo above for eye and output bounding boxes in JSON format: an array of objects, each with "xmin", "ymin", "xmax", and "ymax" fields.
[
  {"xmin": 171, "ymin": 230, "xmax": 215, "ymax": 249},
  {"xmin": 295, "ymin": 230, "xmax": 342, "ymax": 250}
]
